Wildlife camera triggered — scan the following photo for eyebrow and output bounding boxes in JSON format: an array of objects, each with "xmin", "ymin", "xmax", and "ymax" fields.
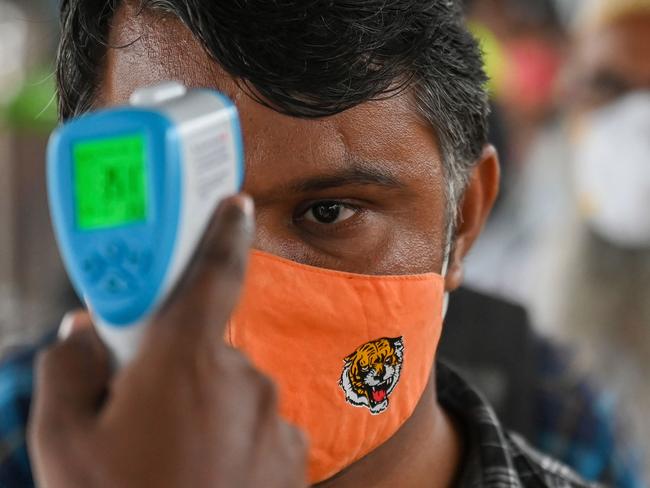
[{"xmin": 286, "ymin": 162, "xmax": 405, "ymax": 194}]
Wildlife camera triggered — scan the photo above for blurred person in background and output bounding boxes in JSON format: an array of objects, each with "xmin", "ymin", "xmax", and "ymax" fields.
[
  {"xmin": 448, "ymin": 1, "xmax": 649, "ymax": 485},
  {"xmin": 531, "ymin": 0, "xmax": 650, "ymax": 480},
  {"xmin": 464, "ymin": 0, "xmax": 566, "ymax": 160},
  {"xmin": 461, "ymin": 0, "xmax": 575, "ymax": 310}
]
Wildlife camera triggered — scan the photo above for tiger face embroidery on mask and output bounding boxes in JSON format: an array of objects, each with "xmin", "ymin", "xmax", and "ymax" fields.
[{"xmin": 339, "ymin": 337, "xmax": 404, "ymax": 414}]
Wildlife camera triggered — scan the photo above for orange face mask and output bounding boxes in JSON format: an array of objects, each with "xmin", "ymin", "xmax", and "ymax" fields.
[{"xmin": 227, "ymin": 250, "xmax": 446, "ymax": 483}]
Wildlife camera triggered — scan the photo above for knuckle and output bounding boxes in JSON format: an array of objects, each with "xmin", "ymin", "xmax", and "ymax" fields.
[
  {"xmin": 27, "ymin": 408, "xmax": 64, "ymax": 451},
  {"xmin": 221, "ymin": 201, "xmax": 247, "ymax": 229},
  {"xmin": 255, "ymin": 373, "xmax": 279, "ymax": 407},
  {"xmin": 35, "ymin": 345, "xmax": 63, "ymax": 378},
  {"xmin": 223, "ymin": 351, "xmax": 279, "ymax": 406},
  {"xmin": 206, "ymin": 243, "xmax": 246, "ymax": 278},
  {"xmin": 279, "ymin": 423, "xmax": 308, "ymax": 482},
  {"xmin": 293, "ymin": 426, "xmax": 308, "ymax": 453},
  {"xmin": 213, "ymin": 345, "xmax": 246, "ymax": 371},
  {"xmin": 283, "ymin": 421, "xmax": 307, "ymax": 452},
  {"xmin": 34, "ymin": 336, "xmax": 90, "ymax": 383},
  {"xmin": 26, "ymin": 416, "xmax": 41, "ymax": 447}
]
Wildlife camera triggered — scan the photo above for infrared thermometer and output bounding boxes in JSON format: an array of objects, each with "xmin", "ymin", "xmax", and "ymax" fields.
[{"xmin": 47, "ymin": 82, "xmax": 244, "ymax": 366}]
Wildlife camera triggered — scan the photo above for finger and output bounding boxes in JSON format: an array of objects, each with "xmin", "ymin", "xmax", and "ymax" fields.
[
  {"xmin": 154, "ymin": 194, "xmax": 254, "ymax": 344},
  {"xmin": 253, "ymin": 419, "xmax": 308, "ymax": 488},
  {"xmin": 28, "ymin": 317, "xmax": 106, "ymax": 488},
  {"xmin": 31, "ymin": 321, "xmax": 111, "ymax": 432},
  {"xmin": 58, "ymin": 310, "xmax": 93, "ymax": 341},
  {"xmin": 279, "ymin": 422, "xmax": 309, "ymax": 488},
  {"xmin": 279, "ymin": 420, "xmax": 308, "ymax": 467}
]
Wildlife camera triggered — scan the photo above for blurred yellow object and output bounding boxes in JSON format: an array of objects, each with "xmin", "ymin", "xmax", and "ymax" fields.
[{"xmin": 468, "ymin": 22, "xmax": 506, "ymax": 98}]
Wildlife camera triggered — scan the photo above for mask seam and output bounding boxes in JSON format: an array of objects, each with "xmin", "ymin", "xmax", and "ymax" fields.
[{"xmin": 249, "ymin": 250, "xmax": 446, "ymax": 282}]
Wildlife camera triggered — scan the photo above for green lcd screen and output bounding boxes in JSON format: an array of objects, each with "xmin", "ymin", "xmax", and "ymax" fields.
[{"xmin": 73, "ymin": 133, "xmax": 148, "ymax": 230}]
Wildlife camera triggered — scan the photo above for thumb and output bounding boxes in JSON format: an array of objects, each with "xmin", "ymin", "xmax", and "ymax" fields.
[{"xmin": 153, "ymin": 194, "xmax": 255, "ymax": 345}]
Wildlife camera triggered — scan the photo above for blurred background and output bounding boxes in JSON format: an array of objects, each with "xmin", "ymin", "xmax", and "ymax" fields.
[
  {"xmin": 0, "ymin": 0, "xmax": 73, "ymax": 355},
  {"xmin": 0, "ymin": 0, "xmax": 648, "ymax": 486}
]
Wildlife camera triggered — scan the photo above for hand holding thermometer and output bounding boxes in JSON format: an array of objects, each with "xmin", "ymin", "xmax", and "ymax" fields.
[{"xmin": 47, "ymin": 82, "xmax": 244, "ymax": 366}]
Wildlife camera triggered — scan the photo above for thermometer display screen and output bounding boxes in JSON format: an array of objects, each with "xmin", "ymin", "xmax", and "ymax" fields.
[{"xmin": 73, "ymin": 134, "xmax": 148, "ymax": 230}]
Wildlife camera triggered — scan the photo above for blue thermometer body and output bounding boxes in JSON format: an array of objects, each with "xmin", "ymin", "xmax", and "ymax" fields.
[{"xmin": 47, "ymin": 82, "xmax": 244, "ymax": 365}]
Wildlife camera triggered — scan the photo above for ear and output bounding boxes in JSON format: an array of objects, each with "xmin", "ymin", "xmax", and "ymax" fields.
[{"xmin": 445, "ymin": 144, "xmax": 500, "ymax": 292}]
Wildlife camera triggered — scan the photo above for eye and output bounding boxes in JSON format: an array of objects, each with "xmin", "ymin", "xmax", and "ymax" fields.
[
  {"xmin": 303, "ymin": 201, "xmax": 357, "ymax": 225},
  {"xmin": 384, "ymin": 358, "xmax": 392, "ymax": 365}
]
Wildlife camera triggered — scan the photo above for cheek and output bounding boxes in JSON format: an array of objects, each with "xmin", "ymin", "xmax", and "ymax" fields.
[{"xmin": 367, "ymin": 219, "xmax": 445, "ymax": 275}]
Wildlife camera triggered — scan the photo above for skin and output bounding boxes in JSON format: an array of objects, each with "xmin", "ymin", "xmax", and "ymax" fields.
[
  {"xmin": 566, "ymin": 11, "xmax": 650, "ymax": 116},
  {"xmin": 29, "ymin": 3, "xmax": 500, "ymax": 487},
  {"xmin": 563, "ymin": 10, "xmax": 650, "ymax": 216},
  {"xmin": 30, "ymin": 197, "xmax": 308, "ymax": 488}
]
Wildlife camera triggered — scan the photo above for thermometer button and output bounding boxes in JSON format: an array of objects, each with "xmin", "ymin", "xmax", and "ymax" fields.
[
  {"xmin": 123, "ymin": 249, "xmax": 153, "ymax": 277},
  {"xmin": 101, "ymin": 269, "xmax": 137, "ymax": 295},
  {"xmin": 105, "ymin": 240, "xmax": 127, "ymax": 264},
  {"xmin": 81, "ymin": 254, "xmax": 107, "ymax": 284}
]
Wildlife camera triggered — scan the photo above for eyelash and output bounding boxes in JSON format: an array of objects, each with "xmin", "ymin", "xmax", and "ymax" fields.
[{"xmin": 295, "ymin": 201, "xmax": 361, "ymax": 226}]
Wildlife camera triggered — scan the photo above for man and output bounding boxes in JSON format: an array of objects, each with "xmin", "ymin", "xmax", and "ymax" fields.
[{"xmin": 0, "ymin": 1, "xmax": 598, "ymax": 486}]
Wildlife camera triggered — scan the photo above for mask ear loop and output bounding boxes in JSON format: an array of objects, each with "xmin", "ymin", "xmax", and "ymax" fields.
[
  {"xmin": 441, "ymin": 250, "xmax": 451, "ymax": 319},
  {"xmin": 440, "ymin": 182, "xmax": 455, "ymax": 319}
]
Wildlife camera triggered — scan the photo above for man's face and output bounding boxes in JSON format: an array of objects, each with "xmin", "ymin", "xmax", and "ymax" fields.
[
  {"xmin": 101, "ymin": 4, "xmax": 452, "ymax": 277},
  {"xmin": 567, "ymin": 11, "xmax": 650, "ymax": 251},
  {"xmin": 571, "ymin": 11, "xmax": 650, "ymax": 116},
  {"xmin": 76, "ymin": 6, "xmax": 499, "ymax": 484}
]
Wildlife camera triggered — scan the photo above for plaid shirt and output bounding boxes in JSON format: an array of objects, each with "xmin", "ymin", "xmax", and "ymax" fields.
[
  {"xmin": 0, "ymin": 333, "xmax": 640, "ymax": 487},
  {"xmin": 438, "ymin": 363, "xmax": 600, "ymax": 487}
]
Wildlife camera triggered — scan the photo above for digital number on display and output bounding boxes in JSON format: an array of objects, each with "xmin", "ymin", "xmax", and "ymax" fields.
[{"xmin": 72, "ymin": 134, "xmax": 148, "ymax": 230}]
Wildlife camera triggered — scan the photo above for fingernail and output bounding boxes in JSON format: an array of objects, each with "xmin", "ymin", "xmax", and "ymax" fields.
[
  {"xmin": 58, "ymin": 312, "xmax": 76, "ymax": 341},
  {"xmin": 234, "ymin": 194, "xmax": 254, "ymax": 217}
]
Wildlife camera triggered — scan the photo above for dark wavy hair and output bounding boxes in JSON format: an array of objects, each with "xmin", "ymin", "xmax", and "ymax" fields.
[{"xmin": 56, "ymin": 0, "xmax": 489, "ymax": 210}]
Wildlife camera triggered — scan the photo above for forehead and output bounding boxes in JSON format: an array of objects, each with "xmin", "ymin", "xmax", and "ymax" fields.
[
  {"xmin": 100, "ymin": 3, "xmax": 445, "ymax": 188},
  {"xmin": 577, "ymin": 12, "xmax": 650, "ymax": 85}
]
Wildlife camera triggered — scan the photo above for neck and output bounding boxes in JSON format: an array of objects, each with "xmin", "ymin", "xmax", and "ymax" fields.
[{"xmin": 314, "ymin": 366, "xmax": 464, "ymax": 488}]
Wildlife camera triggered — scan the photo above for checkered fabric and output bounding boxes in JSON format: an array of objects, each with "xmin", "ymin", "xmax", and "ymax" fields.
[
  {"xmin": 438, "ymin": 363, "xmax": 600, "ymax": 487},
  {"xmin": 0, "ymin": 333, "xmax": 639, "ymax": 487}
]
